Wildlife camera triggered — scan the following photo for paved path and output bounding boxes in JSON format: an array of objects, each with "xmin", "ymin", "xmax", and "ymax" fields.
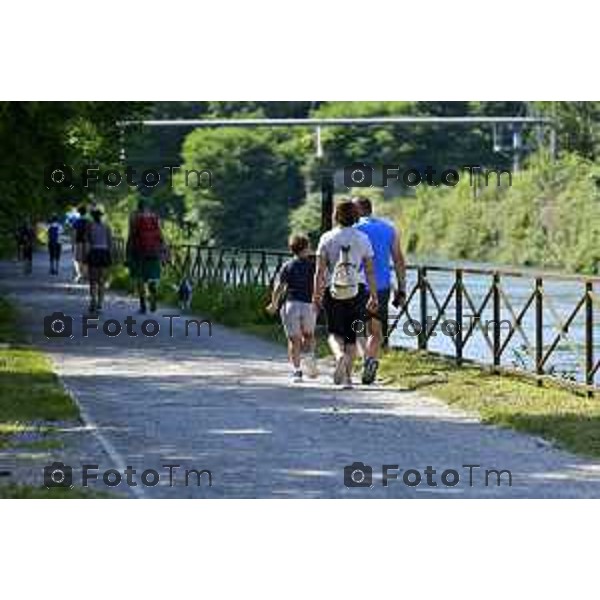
[{"xmin": 2, "ymin": 252, "xmax": 600, "ymax": 497}]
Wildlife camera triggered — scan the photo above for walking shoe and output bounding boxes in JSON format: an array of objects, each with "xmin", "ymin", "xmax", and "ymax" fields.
[
  {"xmin": 149, "ymin": 295, "xmax": 157, "ymax": 313},
  {"xmin": 333, "ymin": 355, "xmax": 348, "ymax": 385},
  {"xmin": 291, "ymin": 370, "xmax": 303, "ymax": 383},
  {"xmin": 361, "ymin": 357, "xmax": 379, "ymax": 385},
  {"xmin": 304, "ymin": 355, "xmax": 319, "ymax": 379},
  {"xmin": 138, "ymin": 297, "xmax": 147, "ymax": 315}
]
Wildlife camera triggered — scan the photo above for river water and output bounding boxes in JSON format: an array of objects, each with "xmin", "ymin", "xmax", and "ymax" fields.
[{"xmin": 388, "ymin": 260, "xmax": 600, "ymax": 386}]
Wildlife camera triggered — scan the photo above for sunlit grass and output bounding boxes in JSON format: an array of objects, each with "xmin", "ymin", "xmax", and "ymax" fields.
[
  {"xmin": 379, "ymin": 349, "xmax": 600, "ymax": 458},
  {"xmin": 0, "ymin": 297, "xmax": 79, "ymax": 451}
]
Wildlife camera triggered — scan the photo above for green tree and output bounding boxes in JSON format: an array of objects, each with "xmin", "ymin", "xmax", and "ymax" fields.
[{"xmin": 178, "ymin": 123, "xmax": 306, "ymax": 247}]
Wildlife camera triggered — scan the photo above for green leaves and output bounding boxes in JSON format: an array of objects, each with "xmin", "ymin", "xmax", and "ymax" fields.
[{"xmin": 178, "ymin": 124, "xmax": 305, "ymax": 247}]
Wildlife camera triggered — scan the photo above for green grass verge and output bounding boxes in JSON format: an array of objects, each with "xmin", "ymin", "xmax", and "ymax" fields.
[
  {"xmin": 379, "ymin": 349, "xmax": 600, "ymax": 458},
  {"xmin": 0, "ymin": 296, "xmax": 79, "ymax": 450}
]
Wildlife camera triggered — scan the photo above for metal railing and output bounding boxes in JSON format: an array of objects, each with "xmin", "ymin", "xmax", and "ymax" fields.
[{"xmin": 119, "ymin": 242, "xmax": 599, "ymax": 395}]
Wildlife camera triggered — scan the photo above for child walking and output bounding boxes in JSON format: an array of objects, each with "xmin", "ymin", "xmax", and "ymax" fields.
[{"xmin": 267, "ymin": 234, "xmax": 318, "ymax": 383}]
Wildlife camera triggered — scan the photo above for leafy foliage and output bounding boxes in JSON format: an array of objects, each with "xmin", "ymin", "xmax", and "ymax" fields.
[
  {"xmin": 397, "ymin": 152, "xmax": 600, "ymax": 273},
  {"xmin": 178, "ymin": 122, "xmax": 306, "ymax": 247}
]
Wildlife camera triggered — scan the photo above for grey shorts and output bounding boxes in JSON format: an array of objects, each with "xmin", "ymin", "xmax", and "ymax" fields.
[{"xmin": 280, "ymin": 301, "xmax": 317, "ymax": 338}]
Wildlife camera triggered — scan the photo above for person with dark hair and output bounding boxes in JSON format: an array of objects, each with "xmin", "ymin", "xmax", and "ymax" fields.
[
  {"xmin": 313, "ymin": 199, "xmax": 378, "ymax": 388},
  {"xmin": 127, "ymin": 197, "xmax": 164, "ymax": 314},
  {"xmin": 267, "ymin": 233, "xmax": 318, "ymax": 383},
  {"xmin": 86, "ymin": 205, "xmax": 113, "ymax": 314},
  {"xmin": 353, "ymin": 196, "xmax": 407, "ymax": 384},
  {"xmin": 16, "ymin": 219, "xmax": 35, "ymax": 274},
  {"xmin": 47, "ymin": 215, "xmax": 63, "ymax": 275}
]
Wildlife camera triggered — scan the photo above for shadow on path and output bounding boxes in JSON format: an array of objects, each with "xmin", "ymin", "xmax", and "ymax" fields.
[{"xmin": 2, "ymin": 252, "xmax": 600, "ymax": 498}]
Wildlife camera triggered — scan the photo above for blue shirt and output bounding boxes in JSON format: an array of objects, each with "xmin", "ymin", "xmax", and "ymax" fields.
[{"xmin": 355, "ymin": 216, "xmax": 395, "ymax": 291}]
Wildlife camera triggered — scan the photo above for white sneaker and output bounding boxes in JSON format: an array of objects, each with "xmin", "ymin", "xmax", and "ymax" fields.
[
  {"xmin": 291, "ymin": 370, "xmax": 303, "ymax": 384},
  {"xmin": 304, "ymin": 355, "xmax": 319, "ymax": 379}
]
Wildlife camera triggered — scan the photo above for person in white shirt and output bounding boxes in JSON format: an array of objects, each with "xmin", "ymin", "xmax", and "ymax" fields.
[{"xmin": 313, "ymin": 199, "xmax": 378, "ymax": 387}]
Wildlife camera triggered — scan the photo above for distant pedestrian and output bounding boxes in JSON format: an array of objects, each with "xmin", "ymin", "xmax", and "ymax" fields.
[
  {"xmin": 72, "ymin": 205, "xmax": 90, "ymax": 282},
  {"xmin": 16, "ymin": 220, "xmax": 35, "ymax": 274},
  {"xmin": 47, "ymin": 215, "xmax": 63, "ymax": 275},
  {"xmin": 353, "ymin": 196, "xmax": 407, "ymax": 384},
  {"xmin": 86, "ymin": 205, "xmax": 113, "ymax": 314},
  {"xmin": 313, "ymin": 199, "xmax": 378, "ymax": 388},
  {"xmin": 267, "ymin": 233, "xmax": 318, "ymax": 383},
  {"xmin": 127, "ymin": 198, "xmax": 164, "ymax": 314}
]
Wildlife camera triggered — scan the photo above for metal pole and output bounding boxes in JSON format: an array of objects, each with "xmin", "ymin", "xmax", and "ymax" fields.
[
  {"xmin": 320, "ymin": 168, "xmax": 334, "ymax": 233},
  {"xmin": 493, "ymin": 272, "xmax": 501, "ymax": 369},
  {"xmin": 118, "ymin": 116, "xmax": 553, "ymax": 128},
  {"xmin": 512, "ymin": 128, "xmax": 522, "ymax": 172},
  {"xmin": 418, "ymin": 267, "xmax": 428, "ymax": 351},
  {"xmin": 456, "ymin": 269, "xmax": 463, "ymax": 365},
  {"xmin": 535, "ymin": 277, "xmax": 544, "ymax": 384},
  {"xmin": 586, "ymin": 281, "xmax": 594, "ymax": 397}
]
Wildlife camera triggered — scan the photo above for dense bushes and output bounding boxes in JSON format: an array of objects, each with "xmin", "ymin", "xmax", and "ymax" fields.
[{"xmin": 394, "ymin": 153, "xmax": 600, "ymax": 273}]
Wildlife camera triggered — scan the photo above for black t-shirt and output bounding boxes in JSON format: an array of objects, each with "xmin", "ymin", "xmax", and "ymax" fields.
[
  {"xmin": 73, "ymin": 217, "xmax": 88, "ymax": 243},
  {"xmin": 279, "ymin": 257, "xmax": 315, "ymax": 303}
]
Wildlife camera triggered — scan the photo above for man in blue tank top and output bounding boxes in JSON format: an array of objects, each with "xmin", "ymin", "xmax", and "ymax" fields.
[{"xmin": 353, "ymin": 197, "xmax": 407, "ymax": 384}]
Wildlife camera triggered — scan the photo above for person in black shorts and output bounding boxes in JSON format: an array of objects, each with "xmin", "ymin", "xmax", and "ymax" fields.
[{"xmin": 313, "ymin": 199, "xmax": 378, "ymax": 388}]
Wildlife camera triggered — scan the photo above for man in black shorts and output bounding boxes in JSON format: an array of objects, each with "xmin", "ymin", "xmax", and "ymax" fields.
[{"xmin": 313, "ymin": 199, "xmax": 378, "ymax": 388}]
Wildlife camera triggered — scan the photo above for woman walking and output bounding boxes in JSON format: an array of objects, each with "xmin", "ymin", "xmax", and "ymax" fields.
[{"xmin": 86, "ymin": 206, "xmax": 113, "ymax": 315}]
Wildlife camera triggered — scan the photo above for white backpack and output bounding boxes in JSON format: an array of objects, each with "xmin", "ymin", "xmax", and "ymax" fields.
[{"xmin": 331, "ymin": 245, "xmax": 360, "ymax": 300}]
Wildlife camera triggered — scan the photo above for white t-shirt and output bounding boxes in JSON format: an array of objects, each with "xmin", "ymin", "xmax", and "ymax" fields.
[{"xmin": 316, "ymin": 226, "xmax": 374, "ymax": 286}]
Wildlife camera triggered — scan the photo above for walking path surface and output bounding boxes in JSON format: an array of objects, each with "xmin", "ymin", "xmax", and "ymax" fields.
[{"xmin": 2, "ymin": 252, "xmax": 600, "ymax": 498}]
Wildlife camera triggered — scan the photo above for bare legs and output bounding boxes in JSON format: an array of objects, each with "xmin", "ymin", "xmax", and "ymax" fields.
[{"xmin": 89, "ymin": 267, "xmax": 106, "ymax": 313}]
